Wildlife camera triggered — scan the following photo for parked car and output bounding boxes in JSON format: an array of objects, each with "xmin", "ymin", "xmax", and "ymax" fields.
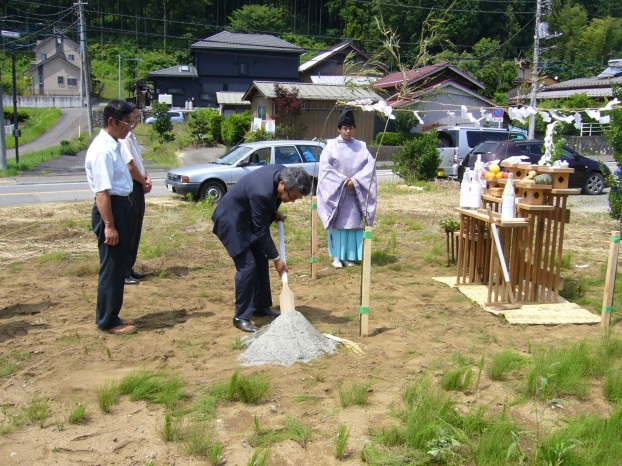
[
  {"xmin": 458, "ymin": 140, "xmax": 611, "ymax": 195},
  {"xmin": 145, "ymin": 111, "xmax": 185, "ymax": 124},
  {"xmin": 165, "ymin": 140, "xmax": 325, "ymax": 202},
  {"xmin": 435, "ymin": 125, "xmax": 527, "ymax": 178}
]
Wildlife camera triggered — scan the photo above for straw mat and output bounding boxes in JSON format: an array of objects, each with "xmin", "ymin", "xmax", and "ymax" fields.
[{"xmin": 433, "ymin": 277, "xmax": 600, "ymax": 325}]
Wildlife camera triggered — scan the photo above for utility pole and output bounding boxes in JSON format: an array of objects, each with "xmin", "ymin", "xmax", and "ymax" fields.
[
  {"xmin": 0, "ymin": 69, "xmax": 6, "ymax": 171},
  {"xmin": 528, "ymin": 0, "xmax": 560, "ymax": 139},
  {"xmin": 118, "ymin": 54, "xmax": 122, "ymax": 99},
  {"xmin": 76, "ymin": 1, "xmax": 93, "ymax": 135},
  {"xmin": 528, "ymin": 0, "xmax": 542, "ymax": 139}
]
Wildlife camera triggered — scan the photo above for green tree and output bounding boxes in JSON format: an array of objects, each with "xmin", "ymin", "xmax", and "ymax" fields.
[
  {"xmin": 151, "ymin": 101, "xmax": 174, "ymax": 142},
  {"xmin": 393, "ymin": 131, "xmax": 441, "ymax": 182},
  {"xmin": 221, "ymin": 112, "xmax": 252, "ymax": 147},
  {"xmin": 228, "ymin": 5, "xmax": 289, "ymax": 34},
  {"xmin": 188, "ymin": 108, "xmax": 224, "ymax": 146},
  {"xmin": 576, "ymin": 17, "xmax": 622, "ymax": 67}
]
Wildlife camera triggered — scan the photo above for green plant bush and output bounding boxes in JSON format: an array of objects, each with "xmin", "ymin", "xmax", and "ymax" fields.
[
  {"xmin": 59, "ymin": 140, "xmax": 78, "ymax": 156},
  {"xmin": 244, "ymin": 128, "xmax": 274, "ymax": 142},
  {"xmin": 151, "ymin": 101, "xmax": 175, "ymax": 142},
  {"xmin": 373, "ymin": 132, "xmax": 402, "ymax": 146},
  {"xmin": 607, "ymin": 87, "xmax": 622, "ymax": 221},
  {"xmin": 188, "ymin": 108, "xmax": 223, "ymax": 146},
  {"xmin": 393, "ymin": 131, "xmax": 440, "ymax": 182},
  {"xmin": 221, "ymin": 111, "xmax": 252, "ymax": 146}
]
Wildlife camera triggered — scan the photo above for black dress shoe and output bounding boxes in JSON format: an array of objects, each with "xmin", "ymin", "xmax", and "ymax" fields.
[
  {"xmin": 233, "ymin": 318, "xmax": 259, "ymax": 333},
  {"xmin": 125, "ymin": 277, "xmax": 140, "ymax": 285},
  {"xmin": 254, "ymin": 307, "xmax": 281, "ymax": 317},
  {"xmin": 130, "ymin": 271, "xmax": 146, "ymax": 279}
]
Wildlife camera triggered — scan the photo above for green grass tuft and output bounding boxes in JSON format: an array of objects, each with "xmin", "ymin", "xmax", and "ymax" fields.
[
  {"xmin": 67, "ymin": 403, "xmax": 87, "ymax": 425},
  {"xmin": 118, "ymin": 371, "xmax": 186, "ymax": 409},
  {"xmin": 339, "ymin": 380, "xmax": 372, "ymax": 407},
  {"xmin": 97, "ymin": 381, "xmax": 120, "ymax": 413},
  {"xmin": 487, "ymin": 350, "xmax": 528, "ymax": 381}
]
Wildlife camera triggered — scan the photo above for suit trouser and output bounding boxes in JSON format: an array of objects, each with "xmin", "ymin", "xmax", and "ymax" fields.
[
  {"xmin": 92, "ymin": 199, "xmax": 131, "ymax": 330},
  {"xmin": 232, "ymin": 242, "xmax": 272, "ymax": 320},
  {"xmin": 127, "ymin": 180, "xmax": 145, "ymax": 276}
]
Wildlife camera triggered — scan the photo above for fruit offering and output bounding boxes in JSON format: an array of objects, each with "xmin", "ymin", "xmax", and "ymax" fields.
[
  {"xmin": 489, "ymin": 163, "xmax": 501, "ymax": 174},
  {"xmin": 521, "ymin": 170, "xmax": 537, "ymax": 185}
]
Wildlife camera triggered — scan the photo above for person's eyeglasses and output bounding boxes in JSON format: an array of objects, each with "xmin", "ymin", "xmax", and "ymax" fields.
[{"xmin": 116, "ymin": 119, "xmax": 136, "ymax": 130}]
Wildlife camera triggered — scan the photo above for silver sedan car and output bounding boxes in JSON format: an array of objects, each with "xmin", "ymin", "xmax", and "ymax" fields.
[{"xmin": 165, "ymin": 140, "xmax": 325, "ymax": 202}]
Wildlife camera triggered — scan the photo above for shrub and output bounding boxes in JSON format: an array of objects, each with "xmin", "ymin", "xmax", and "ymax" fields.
[
  {"xmin": 374, "ymin": 132, "xmax": 402, "ymax": 146},
  {"xmin": 59, "ymin": 140, "xmax": 78, "ymax": 156},
  {"xmin": 221, "ymin": 111, "xmax": 252, "ymax": 146},
  {"xmin": 244, "ymin": 128, "xmax": 274, "ymax": 142},
  {"xmin": 188, "ymin": 108, "xmax": 223, "ymax": 145},
  {"xmin": 151, "ymin": 102, "xmax": 174, "ymax": 142},
  {"xmin": 393, "ymin": 131, "xmax": 440, "ymax": 182},
  {"xmin": 607, "ymin": 87, "xmax": 622, "ymax": 221}
]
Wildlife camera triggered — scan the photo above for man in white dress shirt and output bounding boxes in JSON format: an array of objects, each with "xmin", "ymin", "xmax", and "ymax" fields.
[
  {"xmin": 85, "ymin": 100, "xmax": 137, "ymax": 335},
  {"xmin": 120, "ymin": 107, "xmax": 152, "ymax": 285}
]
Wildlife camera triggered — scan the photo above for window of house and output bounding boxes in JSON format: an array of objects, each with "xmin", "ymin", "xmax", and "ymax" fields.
[
  {"xmin": 168, "ymin": 88, "xmax": 184, "ymax": 94},
  {"xmin": 240, "ymin": 63, "xmax": 248, "ymax": 75},
  {"xmin": 67, "ymin": 78, "xmax": 78, "ymax": 86},
  {"xmin": 40, "ymin": 53, "xmax": 47, "ymax": 61},
  {"xmin": 57, "ymin": 76, "xmax": 64, "ymax": 85},
  {"xmin": 223, "ymin": 84, "xmax": 228, "ymax": 91},
  {"xmin": 68, "ymin": 54, "xmax": 75, "ymax": 61},
  {"xmin": 257, "ymin": 105, "xmax": 267, "ymax": 120}
]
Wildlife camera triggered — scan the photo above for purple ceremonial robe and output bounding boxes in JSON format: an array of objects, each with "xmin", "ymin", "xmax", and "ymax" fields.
[{"xmin": 317, "ymin": 136, "xmax": 378, "ymax": 230}]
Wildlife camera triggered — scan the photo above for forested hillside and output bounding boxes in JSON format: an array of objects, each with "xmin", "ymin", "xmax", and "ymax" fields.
[{"xmin": 1, "ymin": 0, "xmax": 621, "ymax": 99}]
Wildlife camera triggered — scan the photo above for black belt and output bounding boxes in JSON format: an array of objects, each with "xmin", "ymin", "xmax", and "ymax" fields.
[{"xmin": 110, "ymin": 194, "xmax": 130, "ymax": 201}]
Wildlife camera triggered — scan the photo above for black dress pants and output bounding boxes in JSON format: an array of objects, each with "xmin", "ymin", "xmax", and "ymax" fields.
[
  {"xmin": 127, "ymin": 180, "xmax": 145, "ymax": 276},
  {"xmin": 232, "ymin": 242, "xmax": 272, "ymax": 321},
  {"xmin": 92, "ymin": 198, "xmax": 131, "ymax": 330}
]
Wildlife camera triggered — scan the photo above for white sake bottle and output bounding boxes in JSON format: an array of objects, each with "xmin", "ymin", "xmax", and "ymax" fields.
[
  {"xmin": 469, "ymin": 168, "xmax": 482, "ymax": 209},
  {"xmin": 501, "ymin": 173, "xmax": 516, "ymax": 220},
  {"xmin": 460, "ymin": 169, "xmax": 472, "ymax": 208}
]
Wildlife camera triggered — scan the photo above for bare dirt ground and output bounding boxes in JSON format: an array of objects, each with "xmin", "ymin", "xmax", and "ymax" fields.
[{"xmin": 0, "ymin": 183, "xmax": 620, "ymax": 465}]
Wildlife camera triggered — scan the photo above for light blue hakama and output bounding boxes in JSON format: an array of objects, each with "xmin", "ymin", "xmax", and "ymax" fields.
[{"xmin": 327, "ymin": 228, "xmax": 363, "ymax": 261}]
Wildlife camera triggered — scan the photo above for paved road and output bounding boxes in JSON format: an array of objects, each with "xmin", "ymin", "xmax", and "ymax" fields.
[{"xmin": 5, "ymin": 107, "xmax": 88, "ymax": 159}]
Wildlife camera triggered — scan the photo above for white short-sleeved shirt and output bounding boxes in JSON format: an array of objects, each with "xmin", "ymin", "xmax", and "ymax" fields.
[
  {"xmin": 119, "ymin": 132, "xmax": 146, "ymax": 178},
  {"xmin": 85, "ymin": 129, "xmax": 133, "ymax": 196}
]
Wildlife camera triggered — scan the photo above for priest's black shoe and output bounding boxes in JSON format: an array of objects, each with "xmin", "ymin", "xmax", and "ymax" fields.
[
  {"xmin": 130, "ymin": 271, "xmax": 146, "ymax": 280},
  {"xmin": 233, "ymin": 318, "xmax": 259, "ymax": 333},
  {"xmin": 254, "ymin": 307, "xmax": 281, "ymax": 317}
]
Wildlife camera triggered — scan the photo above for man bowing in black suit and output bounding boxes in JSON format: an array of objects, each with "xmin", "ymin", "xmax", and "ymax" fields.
[{"xmin": 212, "ymin": 165, "xmax": 313, "ymax": 333}]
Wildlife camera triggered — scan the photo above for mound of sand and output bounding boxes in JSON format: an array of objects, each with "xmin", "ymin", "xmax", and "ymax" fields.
[{"xmin": 239, "ymin": 311, "xmax": 338, "ymax": 366}]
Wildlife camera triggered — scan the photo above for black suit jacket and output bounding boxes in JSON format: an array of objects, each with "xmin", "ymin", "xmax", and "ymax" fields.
[{"xmin": 211, "ymin": 164, "xmax": 284, "ymax": 259}]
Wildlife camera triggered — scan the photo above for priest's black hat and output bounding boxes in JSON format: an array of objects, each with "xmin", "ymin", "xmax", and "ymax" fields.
[{"xmin": 338, "ymin": 108, "xmax": 356, "ymax": 128}]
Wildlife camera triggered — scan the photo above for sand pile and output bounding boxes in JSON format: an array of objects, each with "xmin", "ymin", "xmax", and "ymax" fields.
[{"xmin": 239, "ymin": 311, "xmax": 338, "ymax": 366}]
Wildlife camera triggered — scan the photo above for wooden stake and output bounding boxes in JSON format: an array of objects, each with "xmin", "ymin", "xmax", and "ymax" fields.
[
  {"xmin": 360, "ymin": 226, "xmax": 373, "ymax": 337},
  {"xmin": 311, "ymin": 196, "xmax": 318, "ymax": 279},
  {"xmin": 601, "ymin": 230, "xmax": 620, "ymax": 329}
]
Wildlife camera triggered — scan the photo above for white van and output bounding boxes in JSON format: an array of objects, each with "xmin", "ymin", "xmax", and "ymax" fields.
[{"xmin": 436, "ymin": 126, "xmax": 527, "ymax": 178}]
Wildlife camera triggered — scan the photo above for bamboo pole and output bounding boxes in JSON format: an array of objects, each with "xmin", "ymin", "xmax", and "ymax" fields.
[
  {"xmin": 601, "ymin": 230, "xmax": 621, "ymax": 329},
  {"xmin": 310, "ymin": 196, "xmax": 318, "ymax": 279},
  {"xmin": 359, "ymin": 226, "xmax": 373, "ymax": 337}
]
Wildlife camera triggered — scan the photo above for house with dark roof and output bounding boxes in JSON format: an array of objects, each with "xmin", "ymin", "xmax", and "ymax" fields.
[
  {"xmin": 534, "ymin": 59, "xmax": 622, "ymax": 101},
  {"xmin": 148, "ymin": 31, "xmax": 304, "ymax": 108},
  {"xmin": 298, "ymin": 39, "xmax": 377, "ymax": 83},
  {"xmin": 373, "ymin": 63, "xmax": 497, "ymax": 129},
  {"xmin": 24, "ymin": 34, "xmax": 83, "ymax": 97}
]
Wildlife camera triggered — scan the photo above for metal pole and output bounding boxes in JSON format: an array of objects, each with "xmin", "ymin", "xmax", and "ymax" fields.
[
  {"xmin": 77, "ymin": 0, "xmax": 93, "ymax": 134},
  {"xmin": 0, "ymin": 71, "xmax": 6, "ymax": 170},
  {"xmin": 528, "ymin": 0, "xmax": 542, "ymax": 139},
  {"xmin": 118, "ymin": 54, "xmax": 121, "ymax": 99},
  {"xmin": 11, "ymin": 43, "xmax": 19, "ymax": 164}
]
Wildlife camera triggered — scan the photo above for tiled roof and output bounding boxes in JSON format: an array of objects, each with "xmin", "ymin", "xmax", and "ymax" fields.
[
  {"xmin": 373, "ymin": 63, "xmax": 484, "ymax": 90},
  {"xmin": 243, "ymin": 81, "xmax": 382, "ymax": 102},
  {"xmin": 309, "ymin": 75, "xmax": 376, "ymax": 85},
  {"xmin": 148, "ymin": 65, "xmax": 198, "ymax": 78},
  {"xmin": 191, "ymin": 31, "xmax": 304, "ymax": 54},
  {"xmin": 540, "ymin": 75, "xmax": 622, "ymax": 90}
]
